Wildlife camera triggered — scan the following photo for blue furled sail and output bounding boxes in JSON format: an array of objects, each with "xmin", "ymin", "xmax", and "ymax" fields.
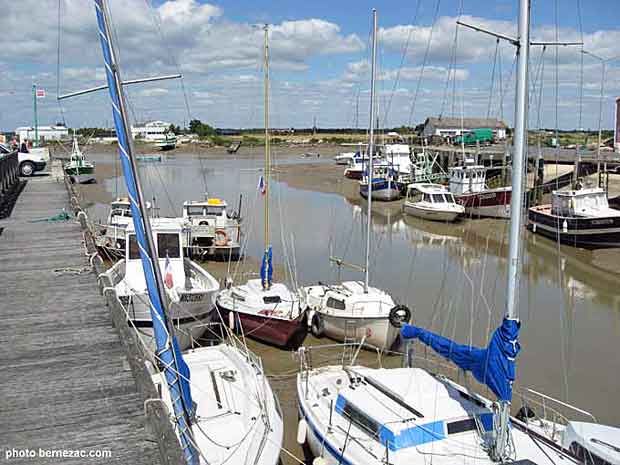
[
  {"xmin": 93, "ymin": 1, "xmax": 196, "ymax": 463},
  {"xmin": 260, "ymin": 245, "xmax": 273, "ymax": 289},
  {"xmin": 401, "ymin": 318, "xmax": 520, "ymax": 401}
]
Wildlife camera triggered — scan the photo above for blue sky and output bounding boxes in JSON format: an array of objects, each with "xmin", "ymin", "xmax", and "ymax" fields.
[{"xmin": 1, "ymin": 0, "xmax": 619, "ymax": 132}]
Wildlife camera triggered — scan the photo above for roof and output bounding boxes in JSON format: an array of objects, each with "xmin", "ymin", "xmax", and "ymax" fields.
[
  {"xmin": 407, "ymin": 183, "xmax": 450, "ymax": 193},
  {"xmin": 424, "ymin": 117, "xmax": 507, "ymax": 129}
]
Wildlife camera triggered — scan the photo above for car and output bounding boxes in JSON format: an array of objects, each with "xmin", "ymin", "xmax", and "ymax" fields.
[{"xmin": 0, "ymin": 143, "xmax": 48, "ymax": 176}]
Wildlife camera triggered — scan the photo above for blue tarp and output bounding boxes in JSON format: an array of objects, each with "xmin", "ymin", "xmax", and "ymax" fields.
[
  {"xmin": 260, "ymin": 245, "xmax": 273, "ymax": 289},
  {"xmin": 401, "ymin": 318, "xmax": 520, "ymax": 401}
]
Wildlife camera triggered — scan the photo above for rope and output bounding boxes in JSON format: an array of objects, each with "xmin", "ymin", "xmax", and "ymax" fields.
[{"xmin": 28, "ymin": 210, "xmax": 72, "ymax": 223}]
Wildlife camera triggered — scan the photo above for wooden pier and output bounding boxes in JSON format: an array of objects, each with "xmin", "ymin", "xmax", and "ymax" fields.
[{"xmin": 0, "ymin": 163, "xmax": 178, "ymax": 463}]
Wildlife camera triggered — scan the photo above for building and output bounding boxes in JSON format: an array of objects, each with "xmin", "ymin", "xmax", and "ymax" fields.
[
  {"xmin": 615, "ymin": 97, "xmax": 620, "ymax": 153},
  {"xmin": 422, "ymin": 117, "xmax": 508, "ymax": 140},
  {"xmin": 131, "ymin": 120, "xmax": 171, "ymax": 141},
  {"xmin": 15, "ymin": 125, "xmax": 69, "ymax": 142}
]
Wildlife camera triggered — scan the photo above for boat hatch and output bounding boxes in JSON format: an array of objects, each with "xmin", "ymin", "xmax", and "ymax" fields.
[
  {"xmin": 335, "ymin": 392, "xmax": 494, "ymax": 451},
  {"xmin": 263, "ymin": 295, "xmax": 282, "ymax": 304}
]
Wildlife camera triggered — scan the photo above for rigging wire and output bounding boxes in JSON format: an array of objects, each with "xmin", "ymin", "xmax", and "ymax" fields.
[
  {"xmin": 407, "ymin": 0, "xmax": 443, "ymax": 127},
  {"xmin": 55, "ymin": 0, "xmax": 67, "ymax": 126},
  {"xmin": 486, "ymin": 39, "xmax": 501, "ymax": 120}
]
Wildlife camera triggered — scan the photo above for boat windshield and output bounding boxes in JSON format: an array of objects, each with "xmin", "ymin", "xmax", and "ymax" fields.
[
  {"xmin": 431, "ymin": 194, "xmax": 445, "ymax": 203},
  {"xmin": 205, "ymin": 206, "xmax": 225, "ymax": 216},
  {"xmin": 445, "ymin": 193, "xmax": 456, "ymax": 203},
  {"xmin": 186, "ymin": 206, "xmax": 204, "ymax": 216},
  {"xmin": 157, "ymin": 233, "xmax": 180, "ymax": 258}
]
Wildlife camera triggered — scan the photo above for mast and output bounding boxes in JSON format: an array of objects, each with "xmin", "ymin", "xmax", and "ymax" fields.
[
  {"xmin": 262, "ymin": 24, "xmax": 272, "ymax": 290},
  {"xmin": 364, "ymin": 9, "xmax": 378, "ymax": 293},
  {"xmin": 495, "ymin": 0, "xmax": 530, "ymax": 460},
  {"xmin": 92, "ymin": 1, "xmax": 196, "ymax": 462}
]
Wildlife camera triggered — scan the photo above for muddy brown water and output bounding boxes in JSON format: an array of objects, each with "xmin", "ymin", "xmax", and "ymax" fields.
[{"xmin": 79, "ymin": 147, "xmax": 620, "ymax": 463}]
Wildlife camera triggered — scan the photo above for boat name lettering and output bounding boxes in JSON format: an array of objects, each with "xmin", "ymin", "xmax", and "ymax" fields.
[{"xmin": 591, "ymin": 219, "xmax": 614, "ymax": 225}]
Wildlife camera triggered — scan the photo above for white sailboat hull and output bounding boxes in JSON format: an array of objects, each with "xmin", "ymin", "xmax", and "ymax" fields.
[{"xmin": 319, "ymin": 313, "xmax": 400, "ymax": 350}]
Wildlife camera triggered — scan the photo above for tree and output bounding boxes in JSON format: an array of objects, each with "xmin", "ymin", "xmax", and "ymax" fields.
[{"xmin": 188, "ymin": 119, "xmax": 216, "ymax": 138}]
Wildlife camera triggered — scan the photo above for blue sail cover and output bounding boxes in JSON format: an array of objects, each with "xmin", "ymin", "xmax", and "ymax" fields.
[
  {"xmin": 401, "ymin": 318, "xmax": 520, "ymax": 401},
  {"xmin": 260, "ymin": 245, "xmax": 273, "ymax": 288},
  {"xmin": 94, "ymin": 2, "xmax": 195, "ymax": 463}
]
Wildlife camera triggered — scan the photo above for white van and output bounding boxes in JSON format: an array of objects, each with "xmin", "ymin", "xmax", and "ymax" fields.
[{"xmin": 0, "ymin": 143, "xmax": 48, "ymax": 176}]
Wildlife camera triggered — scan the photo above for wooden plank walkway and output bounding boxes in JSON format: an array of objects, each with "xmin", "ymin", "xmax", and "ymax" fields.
[{"xmin": 0, "ymin": 171, "xmax": 161, "ymax": 464}]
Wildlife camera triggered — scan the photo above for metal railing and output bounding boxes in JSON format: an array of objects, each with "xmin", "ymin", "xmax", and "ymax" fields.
[{"xmin": 0, "ymin": 151, "xmax": 19, "ymax": 199}]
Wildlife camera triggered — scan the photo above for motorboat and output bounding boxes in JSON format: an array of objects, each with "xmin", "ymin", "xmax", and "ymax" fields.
[
  {"xmin": 449, "ymin": 162, "xmax": 511, "ymax": 218},
  {"xmin": 64, "ymin": 136, "xmax": 95, "ymax": 184},
  {"xmin": 98, "ymin": 197, "xmax": 152, "ymax": 254},
  {"xmin": 105, "ymin": 217, "xmax": 219, "ymax": 350},
  {"xmin": 344, "ymin": 157, "xmax": 387, "ymax": 180},
  {"xmin": 301, "ymin": 281, "xmax": 409, "ymax": 350},
  {"xmin": 402, "ymin": 183, "xmax": 464, "ymax": 222},
  {"xmin": 182, "ymin": 197, "xmax": 241, "ymax": 259},
  {"xmin": 154, "ymin": 133, "xmax": 177, "ymax": 151},
  {"xmin": 528, "ymin": 187, "xmax": 620, "ymax": 248},
  {"xmin": 359, "ymin": 164, "xmax": 403, "ymax": 201}
]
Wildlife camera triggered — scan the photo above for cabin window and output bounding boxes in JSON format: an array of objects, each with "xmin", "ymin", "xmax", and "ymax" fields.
[
  {"xmin": 339, "ymin": 399, "xmax": 381, "ymax": 438},
  {"xmin": 423, "ymin": 193, "xmax": 431, "ymax": 203},
  {"xmin": 206, "ymin": 206, "xmax": 225, "ymax": 216},
  {"xmin": 157, "ymin": 233, "xmax": 180, "ymax": 258},
  {"xmin": 432, "ymin": 194, "xmax": 445, "ymax": 203},
  {"xmin": 263, "ymin": 296, "xmax": 282, "ymax": 304},
  {"xmin": 326, "ymin": 297, "xmax": 346, "ymax": 310},
  {"xmin": 446, "ymin": 193, "xmax": 456, "ymax": 203},
  {"xmin": 186, "ymin": 206, "xmax": 204, "ymax": 216},
  {"xmin": 570, "ymin": 442, "xmax": 611, "ymax": 465},
  {"xmin": 128, "ymin": 234, "xmax": 140, "ymax": 259},
  {"xmin": 447, "ymin": 418, "xmax": 476, "ymax": 435},
  {"xmin": 409, "ymin": 190, "xmax": 423, "ymax": 202}
]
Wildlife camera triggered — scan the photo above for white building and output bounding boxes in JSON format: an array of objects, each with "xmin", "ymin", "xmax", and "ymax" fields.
[
  {"xmin": 131, "ymin": 120, "xmax": 171, "ymax": 141},
  {"xmin": 15, "ymin": 125, "xmax": 69, "ymax": 142},
  {"xmin": 422, "ymin": 117, "xmax": 507, "ymax": 140}
]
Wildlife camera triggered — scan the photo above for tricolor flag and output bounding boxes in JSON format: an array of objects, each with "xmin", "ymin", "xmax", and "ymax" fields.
[
  {"xmin": 35, "ymin": 88, "xmax": 46, "ymax": 99},
  {"xmin": 257, "ymin": 175, "xmax": 266, "ymax": 195},
  {"xmin": 164, "ymin": 255, "xmax": 174, "ymax": 289}
]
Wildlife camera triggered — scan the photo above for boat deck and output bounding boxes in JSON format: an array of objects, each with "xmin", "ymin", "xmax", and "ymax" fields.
[{"xmin": 0, "ymin": 170, "xmax": 161, "ymax": 464}]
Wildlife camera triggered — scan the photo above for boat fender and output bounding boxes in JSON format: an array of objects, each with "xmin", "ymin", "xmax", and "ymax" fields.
[
  {"xmin": 228, "ymin": 311, "xmax": 235, "ymax": 330},
  {"xmin": 310, "ymin": 313, "xmax": 325, "ymax": 338},
  {"xmin": 214, "ymin": 229, "xmax": 229, "ymax": 246},
  {"xmin": 562, "ymin": 219, "xmax": 568, "ymax": 233},
  {"xmin": 389, "ymin": 305, "xmax": 412, "ymax": 328},
  {"xmin": 296, "ymin": 419, "xmax": 307, "ymax": 444}
]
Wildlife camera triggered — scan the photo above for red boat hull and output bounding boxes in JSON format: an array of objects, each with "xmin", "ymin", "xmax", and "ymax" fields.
[
  {"xmin": 456, "ymin": 188, "xmax": 512, "ymax": 218},
  {"xmin": 215, "ymin": 305, "xmax": 306, "ymax": 347}
]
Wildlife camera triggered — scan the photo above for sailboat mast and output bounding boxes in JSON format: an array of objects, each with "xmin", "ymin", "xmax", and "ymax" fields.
[
  {"xmin": 506, "ymin": 0, "xmax": 529, "ymax": 322},
  {"xmin": 93, "ymin": 1, "xmax": 196, "ymax": 462},
  {"xmin": 263, "ymin": 24, "xmax": 270, "ymax": 266},
  {"xmin": 495, "ymin": 0, "xmax": 530, "ymax": 460},
  {"xmin": 364, "ymin": 9, "xmax": 378, "ymax": 293}
]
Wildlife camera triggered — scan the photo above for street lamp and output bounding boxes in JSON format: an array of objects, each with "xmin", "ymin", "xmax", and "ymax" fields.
[{"xmin": 581, "ymin": 50, "xmax": 620, "ymax": 188}]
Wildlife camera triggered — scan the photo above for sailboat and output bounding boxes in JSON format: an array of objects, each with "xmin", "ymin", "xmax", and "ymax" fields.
[
  {"xmin": 297, "ymin": 6, "xmax": 620, "ymax": 465},
  {"xmin": 214, "ymin": 25, "xmax": 306, "ymax": 348},
  {"xmin": 64, "ymin": 135, "xmax": 96, "ymax": 184},
  {"xmin": 301, "ymin": 11, "xmax": 411, "ymax": 352},
  {"xmin": 92, "ymin": 3, "xmax": 283, "ymax": 463}
]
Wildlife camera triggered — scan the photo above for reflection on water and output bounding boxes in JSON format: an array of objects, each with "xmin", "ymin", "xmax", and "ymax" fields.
[{"xmin": 89, "ymin": 153, "xmax": 620, "ymax": 425}]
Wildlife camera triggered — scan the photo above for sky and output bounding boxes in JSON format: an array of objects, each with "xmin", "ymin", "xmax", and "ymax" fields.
[{"xmin": 1, "ymin": 0, "xmax": 619, "ymax": 132}]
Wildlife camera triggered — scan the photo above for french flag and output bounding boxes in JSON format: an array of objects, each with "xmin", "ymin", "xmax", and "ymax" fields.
[
  {"xmin": 164, "ymin": 255, "xmax": 174, "ymax": 289},
  {"xmin": 258, "ymin": 175, "xmax": 266, "ymax": 195}
]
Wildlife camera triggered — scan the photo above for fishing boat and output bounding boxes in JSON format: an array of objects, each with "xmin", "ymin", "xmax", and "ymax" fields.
[
  {"xmin": 301, "ymin": 10, "xmax": 410, "ymax": 352},
  {"xmin": 106, "ymin": 218, "xmax": 219, "ymax": 350},
  {"xmin": 182, "ymin": 197, "xmax": 241, "ymax": 259},
  {"xmin": 528, "ymin": 187, "xmax": 620, "ymax": 248},
  {"xmin": 359, "ymin": 164, "xmax": 403, "ymax": 201},
  {"xmin": 449, "ymin": 161, "xmax": 511, "ymax": 218},
  {"xmin": 403, "ymin": 183, "xmax": 464, "ymax": 222},
  {"xmin": 64, "ymin": 136, "xmax": 96, "ymax": 184},
  {"xmin": 298, "ymin": 6, "xmax": 620, "ymax": 465},
  {"xmin": 215, "ymin": 25, "xmax": 306, "ymax": 348},
  {"xmin": 91, "ymin": 4, "xmax": 283, "ymax": 463},
  {"xmin": 154, "ymin": 132, "xmax": 177, "ymax": 151},
  {"xmin": 344, "ymin": 157, "xmax": 387, "ymax": 180},
  {"xmin": 98, "ymin": 196, "xmax": 152, "ymax": 254}
]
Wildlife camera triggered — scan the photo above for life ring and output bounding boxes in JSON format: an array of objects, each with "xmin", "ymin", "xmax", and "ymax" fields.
[
  {"xmin": 214, "ymin": 229, "xmax": 228, "ymax": 246},
  {"xmin": 389, "ymin": 305, "xmax": 411, "ymax": 328},
  {"xmin": 310, "ymin": 313, "xmax": 325, "ymax": 338}
]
